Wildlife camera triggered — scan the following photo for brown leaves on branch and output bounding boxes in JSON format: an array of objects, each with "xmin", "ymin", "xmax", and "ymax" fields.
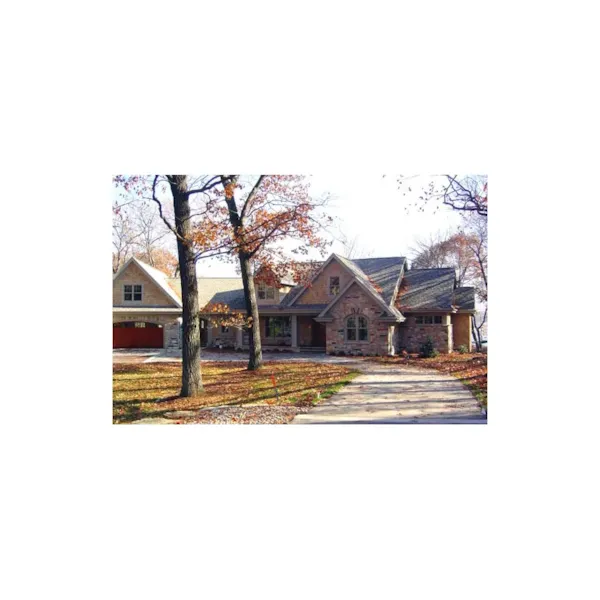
[{"xmin": 200, "ymin": 302, "xmax": 250, "ymax": 328}]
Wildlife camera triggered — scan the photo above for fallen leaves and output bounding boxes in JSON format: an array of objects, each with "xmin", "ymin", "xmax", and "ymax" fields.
[{"xmin": 113, "ymin": 361, "xmax": 358, "ymax": 424}]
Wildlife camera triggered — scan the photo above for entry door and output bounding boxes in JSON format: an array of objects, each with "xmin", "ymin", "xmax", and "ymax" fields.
[{"xmin": 312, "ymin": 321, "xmax": 326, "ymax": 346}]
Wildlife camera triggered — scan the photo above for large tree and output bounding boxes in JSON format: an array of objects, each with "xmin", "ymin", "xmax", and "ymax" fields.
[
  {"xmin": 195, "ymin": 175, "xmax": 332, "ymax": 371},
  {"xmin": 114, "ymin": 175, "xmax": 224, "ymax": 397}
]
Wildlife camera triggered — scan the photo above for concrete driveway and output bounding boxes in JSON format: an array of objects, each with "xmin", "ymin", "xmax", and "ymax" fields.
[
  {"xmin": 114, "ymin": 348, "xmax": 359, "ymax": 365},
  {"xmin": 292, "ymin": 361, "xmax": 486, "ymax": 424}
]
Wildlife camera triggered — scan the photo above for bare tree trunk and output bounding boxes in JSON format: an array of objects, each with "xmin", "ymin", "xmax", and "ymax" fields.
[
  {"xmin": 239, "ymin": 251, "xmax": 262, "ymax": 370},
  {"xmin": 471, "ymin": 309, "xmax": 487, "ymax": 352},
  {"xmin": 471, "ymin": 320, "xmax": 482, "ymax": 352},
  {"xmin": 168, "ymin": 175, "xmax": 203, "ymax": 396},
  {"xmin": 221, "ymin": 175, "xmax": 263, "ymax": 371}
]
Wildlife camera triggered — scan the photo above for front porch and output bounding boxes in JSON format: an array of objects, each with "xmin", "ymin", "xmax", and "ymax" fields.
[{"xmin": 203, "ymin": 314, "xmax": 326, "ymax": 352}]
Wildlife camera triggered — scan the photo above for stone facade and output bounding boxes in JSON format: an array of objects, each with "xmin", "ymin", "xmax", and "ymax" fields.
[
  {"xmin": 397, "ymin": 314, "xmax": 453, "ymax": 354},
  {"xmin": 324, "ymin": 283, "xmax": 393, "ymax": 356},
  {"xmin": 295, "ymin": 261, "xmax": 350, "ymax": 305},
  {"xmin": 207, "ymin": 322, "xmax": 237, "ymax": 348}
]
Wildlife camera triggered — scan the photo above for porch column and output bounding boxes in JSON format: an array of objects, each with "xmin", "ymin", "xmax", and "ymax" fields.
[
  {"xmin": 235, "ymin": 326, "xmax": 243, "ymax": 349},
  {"xmin": 291, "ymin": 315, "xmax": 299, "ymax": 352},
  {"xmin": 206, "ymin": 322, "xmax": 213, "ymax": 347}
]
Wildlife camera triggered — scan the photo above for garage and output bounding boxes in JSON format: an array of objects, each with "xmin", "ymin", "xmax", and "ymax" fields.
[{"xmin": 113, "ymin": 322, "xmax": 164, "ymax": 348}]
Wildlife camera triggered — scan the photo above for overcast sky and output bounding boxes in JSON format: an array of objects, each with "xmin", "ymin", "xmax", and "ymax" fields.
[{"xmin": 196, "ymin": 174, "xmax": 464, "ymax": 277}]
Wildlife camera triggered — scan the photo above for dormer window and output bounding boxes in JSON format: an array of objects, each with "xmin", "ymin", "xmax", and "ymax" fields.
[
  {"xmin": 257, "ymin": 282, "xmax": 275, "ymax": 300},
  {"xmin": 329, "ymin": 276, "xmax": 340, "ymax": 296},
  {"xmin": 124, "ymin": 284, "xmax": 142, "ymax": 302}
]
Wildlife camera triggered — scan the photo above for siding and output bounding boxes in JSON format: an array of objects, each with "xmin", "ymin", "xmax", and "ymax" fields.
[{"xmin": 113, "ymin": 261, "xmax": 177, "ymax": 307}]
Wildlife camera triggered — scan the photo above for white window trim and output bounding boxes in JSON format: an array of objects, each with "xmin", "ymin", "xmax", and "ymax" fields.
[
  {"xmin": 329, "ymin": 276, "xmax": 340, "ymax": 296},
  {"xmin": 123, "ymin": 283, "xmax": 143, "ymax": 302},
  {"xmin": 258, "ymin": 282, "xmax": 276, "ymax": 301},
  {"xmin": 415, "ymin": 315, "xmax": 443, "ymax": 325},
  {"xmin": 345, "ymin": 315, "xmax": 369, "ymax": 342}
]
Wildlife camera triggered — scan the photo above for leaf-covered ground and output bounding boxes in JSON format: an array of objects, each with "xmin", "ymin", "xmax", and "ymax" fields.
[
  {"xmin": 368, "ymin": 352, "xmax": 488, "ymax": 409},
  {"xmin": 113, "ymin": 361, "xmax": 359, "ymax": 424}
]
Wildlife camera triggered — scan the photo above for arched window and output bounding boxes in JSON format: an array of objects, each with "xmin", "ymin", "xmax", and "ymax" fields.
[{"xmin": 346, "ymin": 315, "xmax": 368, "ymax": 341}]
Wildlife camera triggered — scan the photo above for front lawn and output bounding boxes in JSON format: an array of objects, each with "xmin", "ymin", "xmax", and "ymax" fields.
[
  {"xmin": 113, "ymin": 361, "xmax": 359, "ymax": 424},
  {"xmin": 370, "ymin": 352, "xmax": 488, "ymax": 410}
]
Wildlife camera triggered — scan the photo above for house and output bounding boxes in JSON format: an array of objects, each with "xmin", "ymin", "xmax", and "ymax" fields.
[{"xmin": 112, "ymin": 254, "xmax": 476, "ymax": 354}]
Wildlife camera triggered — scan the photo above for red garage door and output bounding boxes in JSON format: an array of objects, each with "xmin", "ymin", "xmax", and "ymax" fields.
[{"xmin": 113, "ymin": 322, "xmax": 163, "ymax": 348}]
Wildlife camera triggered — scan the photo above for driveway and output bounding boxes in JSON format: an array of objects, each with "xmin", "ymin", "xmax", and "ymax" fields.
[
  {"xmin": 292, "ymin": 361, "xmax": 486, "ymax": 424},
  {"xmin": 113, "ymin": 348, "xmax": 359, "ymax": 365},
  {"xmin": 113, "ymin": 349, "xmax": 486, "ymax": 424}
]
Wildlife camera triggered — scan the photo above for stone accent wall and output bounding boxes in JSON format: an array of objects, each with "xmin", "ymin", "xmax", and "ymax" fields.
[
  {"xmin": 451, "ymin": 313, "xmax": 472, "ymax": 351},
  {"xmin": 208, "ymin": 323, "xmax": 237, "ymax": 348},
  {"xmin": 324, "ymin": 283, "xmax": 393, "ymax": 356},
  {"xmin": 397, "ymin": 314, "xmax": 453, "ymax": 354},
  {"xmin": 113, "ymin": 261, "xmax": 177, "ymax": 307},
  {"xmin": 295, "ymin": 260, "xmax": 350, "ymax": 305}
]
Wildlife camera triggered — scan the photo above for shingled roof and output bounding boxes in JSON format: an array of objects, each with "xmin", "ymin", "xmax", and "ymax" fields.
[
  {"xmin": 452, "ymin": 286, "xmax": 476, "ymax": 310},
  {"xmin": 397, "ymin": 268, "xmax": 475, "ymax": 311},
  {"xmin": 167, "ymin": 277, "xmax": 246, "ymax": 310},
  {"xmin": 154, "ymin": 255, "xmax": 474, "ymax": 314},
  {"xmin": 348, "ymin": 256, "xmax": 407, "ymax": 305},
  {"xmin": 281, "ymin": 254, "xmax": 406, "ymax": 312}
]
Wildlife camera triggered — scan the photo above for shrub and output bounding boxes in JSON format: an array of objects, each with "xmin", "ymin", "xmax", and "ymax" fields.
[
  {"xmin": 420, "ymin": 336, "xmax": 439, "ymax": 358},
  {"xmin": 456, "ymin": 344, "xmax": 468, "ymax": 354}
]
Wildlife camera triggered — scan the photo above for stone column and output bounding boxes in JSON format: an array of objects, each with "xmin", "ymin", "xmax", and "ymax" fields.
[{"xmin": 291, "ymin": 315, "xmax": 299, "ymax": 352}]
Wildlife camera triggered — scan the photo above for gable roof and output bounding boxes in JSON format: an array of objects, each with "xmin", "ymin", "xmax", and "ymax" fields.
[
  {"xmin": 337, "ymin": 256, "xmax": 406, "ymax": 306},
  {"xmin": 396, "ymin": 268, "xmax": 458, "ymax": 311},
  {"xmin": 113, "ymin": 257, "xmax": 183, "ymax": 308},
  {"xmin": 166, "ymin": 276, "xmax": 248, "ymax": 312},
  {"xmin": 196, "ymin": 278, "xmax": 246, "ymax": 310},
  {"xmin": 283, "ymin": 254, "xmax": 406, "ymax": 317}
]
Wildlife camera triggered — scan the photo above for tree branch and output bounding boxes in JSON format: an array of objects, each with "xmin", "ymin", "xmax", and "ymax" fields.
[{"xmin": 151, "ymin": 175, "xmax": 188, "ymax": 244}]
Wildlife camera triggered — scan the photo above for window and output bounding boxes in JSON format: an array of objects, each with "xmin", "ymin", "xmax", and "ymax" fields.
[
  {"xmin": 329, "ymin": 276, "xmax": 340, "ymax": 296},
  {"xmin": 416, "ymin": 315, "xmax": 443, "ymax": 325},
  {"xmin": 265, "ymin": 317, "xmax": 291, "ymax": 337},
  {"xmin": 257, "ymin": 282, "xmax": 275, "ymax": 300},
  {"xmin": 221, "ymin": 325, "xmax": 230, "ymax": 333},
  {"xmin": 346, "ymin": 315, "xmax": 368, "ymax": 341},
  {"xmin": 124, "ymin": 284, "xmax": 142, "ymax": 302}
]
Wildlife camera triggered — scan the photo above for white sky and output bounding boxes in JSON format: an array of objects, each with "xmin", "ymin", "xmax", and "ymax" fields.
[{"xmin": 195, "ymin": 174, "xmax": 464, "ymax": 277}]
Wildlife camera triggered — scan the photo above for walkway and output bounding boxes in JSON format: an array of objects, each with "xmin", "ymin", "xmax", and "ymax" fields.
[{"xmin": 292, "ymin": 362, "xmax": 486, "ymax": 424}]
